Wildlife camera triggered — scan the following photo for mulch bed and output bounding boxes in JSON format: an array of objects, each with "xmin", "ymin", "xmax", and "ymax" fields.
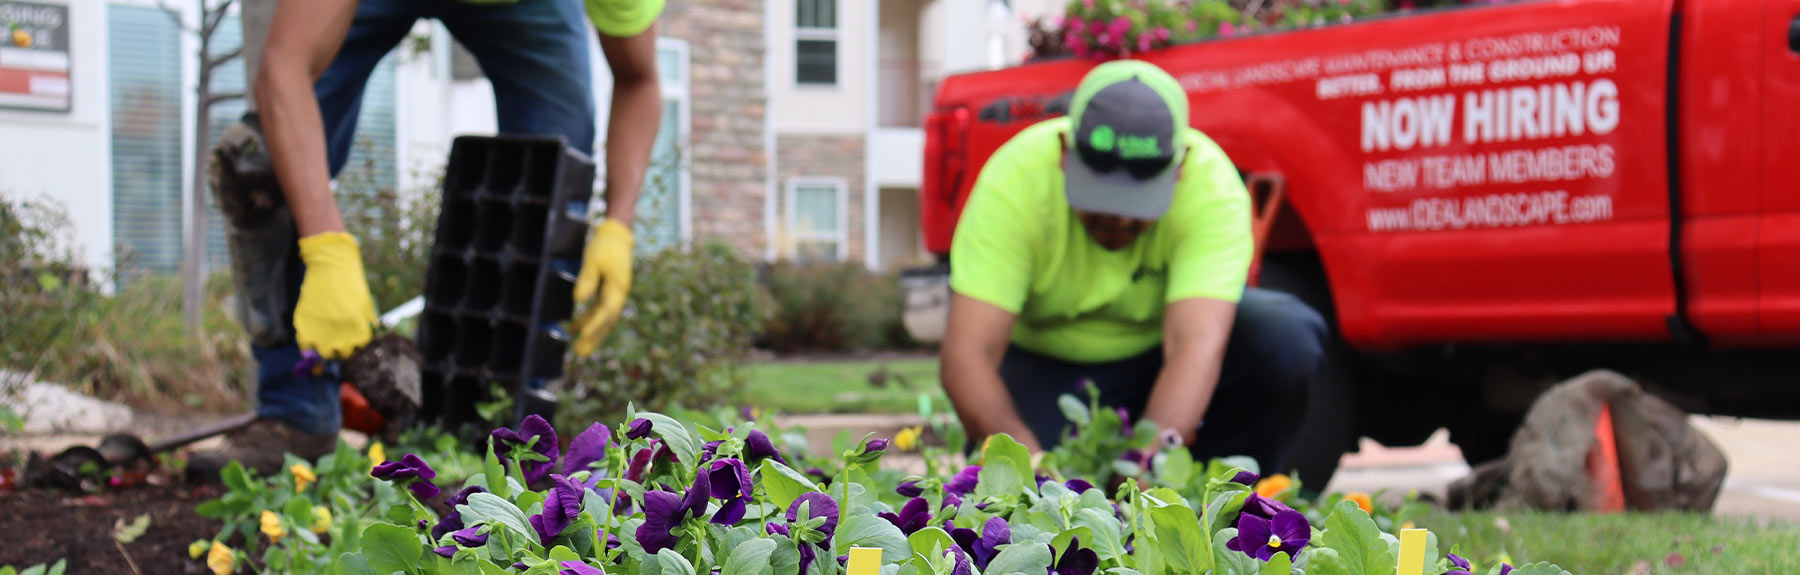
[{"xmin": 0, "ymin": 484, "xmax": 223, "ymax": 574}]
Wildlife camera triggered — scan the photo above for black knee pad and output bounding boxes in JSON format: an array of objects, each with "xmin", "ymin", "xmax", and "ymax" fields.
[{"xmin": 211, "ymin": 112, "xmax": 300, "ymax": 347}]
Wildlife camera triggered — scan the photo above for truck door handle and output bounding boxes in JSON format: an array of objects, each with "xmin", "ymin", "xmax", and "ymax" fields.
[{"xmin": 1792, "ymin": 15, "xmax": 1800, "ymax": 52}]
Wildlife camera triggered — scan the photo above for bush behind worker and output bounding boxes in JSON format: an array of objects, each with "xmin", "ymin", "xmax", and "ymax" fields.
[
  {"xmin": 192, "ymin": 0, "xmax": 663, "ymax": 477},
  {"xmin": 941, "ymin": 60, "xmax": 1326, "ymax": 476}
]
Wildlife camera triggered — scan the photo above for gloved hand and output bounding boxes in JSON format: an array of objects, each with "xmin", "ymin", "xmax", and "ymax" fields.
[
  {"xmin": 293, "ymin": 232, "xmax": 379, "ymax": 360},
  {"xmin": 572, "ymin": 219, "xmax": 635, "ymax": 356}
]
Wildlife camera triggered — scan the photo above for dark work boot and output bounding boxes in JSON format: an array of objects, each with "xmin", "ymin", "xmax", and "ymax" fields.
[{"xmin": 187, "ymin": 418, "xmax": 340, "ymax": 483}]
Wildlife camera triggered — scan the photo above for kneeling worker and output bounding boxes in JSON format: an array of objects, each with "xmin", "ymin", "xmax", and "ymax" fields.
[{"xmin": 940, "ymin": 60, "xmax": 1326, "ymax": 475}]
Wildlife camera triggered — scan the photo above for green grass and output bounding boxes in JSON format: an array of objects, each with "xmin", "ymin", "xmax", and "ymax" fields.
[
  {"xmin": 1416, "ymin": 511, "xmax": 1800, "ymax": 574},
  {"xmin": 739, "ymin": 358, "xmax": 944, "ymax": 414}
]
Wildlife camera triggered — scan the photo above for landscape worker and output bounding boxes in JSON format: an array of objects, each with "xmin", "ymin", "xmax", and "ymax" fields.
[
  {"xmin": 939, "ymin": 60, "xmax": 1327, "ymax": 475},
  {"xmin": 194, "ymin": 0, "xmax": 663, "ymax": 476}
]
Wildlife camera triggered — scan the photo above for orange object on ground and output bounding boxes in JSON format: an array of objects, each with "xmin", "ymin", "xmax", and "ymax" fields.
[
  {"xmin": 340, "ymin": 382, "xmax": 387, "ymax": 435},
  {"xmin": 1585, "ymin": 403, "xmax": 1627, "ymax": 512}
]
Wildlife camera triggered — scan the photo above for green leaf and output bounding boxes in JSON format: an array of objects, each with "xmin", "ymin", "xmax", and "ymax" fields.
[
  {"xmin": 1307, "ymin": 548, "xmax": 1349, "ymax": 575},
  {"xmin": 1050, "ymin": 526, "xmax": 1095, "ymax": 561},
  {"xmin": 761, "ymin": 459, "xmax": 822, "ymax": 510},
  {"xmin": 1150, "ymin": 502, "xmax": 1210, "ymax": 575},
  {"xmin": 1506, "ymin": 564, "xmax": 1571, "ymax": 575},
  {"xmin": 222, "ymin": 461, "xmax": 251, "ymax": 492},
  {"xmin": 585, "ymin": 487, "xmax": 612, "ymax": 519},
  {"xmin": 1058, "ymin": 394, "xmax": 1092, "ymax": 427},
  {"xmin": 716, "ymin": 525, "xmax": 760, "ymax": 564},
  {"xmin": 561, "ymin": 515, "xmax": 601, "ymax": 557},
  {"xmin": 44, "ymin": 560, "xmax": 64, "ymax": 575},
  {"xmin": 1205, "ymin": 490, "xmax": 1251, "ymax": 535},
  {"xmin": 1072, "ymin": 508, "xmax": 1126, "ymax": 562},
  {"xmin": 463, "ymin": 492, "xmax": 536, "ymax": 542},
  {"xmin": 18, "ymin": 566, "xmax": 42, "ymax": 575},
  {"xmin": 724, "ymin": 538, "xmax": 780, "ymax": 575},
  {"xmin": 908, "ymin": 527, "xmax": 956, "ymax": 564},
  {"xmin": 836, "ymin": 514, "xmax": 911, "ymax": 562},
  {"xmin": 1, "ymin": 566, "xmax": 16, "ymax": 575},
  {"xmin": 1107, "ymin": 569, "xmax": 1144, "ymax": 575},
  {"xmin": 639, "ymin": 412, "xmax": 701, "ymax": 465},
  {"xmin": 1262, "ymin": 552, "xmax": 1293, "ymax": 575},
  {"xmin": 977, "ymin": 434, "xmax": 1033, "ymax": 499},
  {"xmin": 486, "ymin": 440, "xmax": 511, "ymax": 500},
  {"xmin": 1211, "ymin": 528, "xmax": 1257, "ymax": 575},
  {"xmin": 771, "ymin": 536, "xmax": 803, "ymax": 575},
  {"xmin": 1158, "ymin": 449, "xmax": 1196, "ymax": 488},
  {"xmin": 362, "ymin": 523, "xmax": 424, "ymax": 575},
  {"xmin": 658, "ymin": 549, "xmax": 700, "ymax": 575},
  {"xmin": 113, "ymin": 513, "xmax": 151, "ymax": 544},
  {"xmin": 697, "ymin": 424, "xmax": 732, "ymax": 443},
  {"xmin": 550, "ymin": 545, "xmax": 582, "ymax": 563},
  {"xmin": 984, "ymin": 538, "xmax": 1054, "ymax": 575},
  {"xmin": 1321, "ymin": 500, "xmax": 1394, "ymax": 575}
]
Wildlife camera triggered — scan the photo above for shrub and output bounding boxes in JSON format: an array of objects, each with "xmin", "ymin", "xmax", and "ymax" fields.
[
  {"xmin": 0, "ymin": 193, "xmax": 250, "ymax": 410},
  {"xmin": 760, "ymin": 261, "xmax": 910, "ymax": 354},
  {"xmin": 557, "ymin": 241, "xmax": 769, "ymax": 425},
  {"xmin": 1029, "ymin": 0, "xmax": 1462, "ymax": 60},
  {"xmin": 337, "ymin": 157, "xmax": 442, "ymax": 315}
]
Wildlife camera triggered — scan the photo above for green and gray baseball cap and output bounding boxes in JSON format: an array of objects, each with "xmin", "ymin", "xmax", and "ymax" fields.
[{"xmin": 1064, "ymin": 60, "xmax": 1190, "ymax": 220}]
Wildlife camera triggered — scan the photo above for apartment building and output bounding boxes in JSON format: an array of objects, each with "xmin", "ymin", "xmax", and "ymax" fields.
[{"xmin": 3, "ymin": 0, "xmax": 1052, "ymax": 277}]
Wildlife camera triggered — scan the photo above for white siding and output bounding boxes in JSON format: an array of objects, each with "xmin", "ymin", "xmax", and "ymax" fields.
[
  {"xmin": 770, "ymin": 0, "xmax": 867, "ymax": 134},
  {"xmin": 2, "ymin": 0, "xmax": 111, "ymax": 273}
]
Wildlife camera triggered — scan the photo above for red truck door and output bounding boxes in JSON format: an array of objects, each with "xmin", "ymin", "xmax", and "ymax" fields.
[{"xmin": 1761, "ymin": 2, "xmax": 1800, "ymax": 334}]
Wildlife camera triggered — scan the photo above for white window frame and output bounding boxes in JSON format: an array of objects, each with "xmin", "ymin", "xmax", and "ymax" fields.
[
  {"xmin": 794, "ymin": 0, "xmax": 839, "ymax": 87},
  {"xmin": 785, "ymin": 176, "xmax": 849, "ymax": 262},
  {"xmin": 657, "ymin": 36, "xmax": 693, "ymax": 244}
]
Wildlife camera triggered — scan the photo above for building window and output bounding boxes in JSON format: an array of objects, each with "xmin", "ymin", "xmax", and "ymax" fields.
[
  {"xmin": 795, "ymin": 0, "xmax": 837, "ymax": 85},
  {"xmin": 108, "ymin": 4, "xmax": 183, "ymax": 275},
  {"xmin": 786, "ymin": 178, "xmax": 846, "ymax": 262},
  {"xmin": 637, "ymin": 38, "xmax": 691, "ymax": 255}
]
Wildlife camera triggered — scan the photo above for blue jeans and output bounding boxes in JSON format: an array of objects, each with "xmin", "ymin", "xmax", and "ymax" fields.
[
  {"xmin": 1000, "ymin": 287, "xmax": 1327, "ymax": 475},
  {"xmin": 257, "ymin": 0, "xmax": 597, "ymax": 435}
]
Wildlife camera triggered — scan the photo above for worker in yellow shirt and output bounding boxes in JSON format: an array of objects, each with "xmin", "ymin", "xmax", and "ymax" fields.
[
  {"xmin": 195, "ymin": 0, "xmax": 661, "ymax": 478},
  {"xmin": 940, "ymin": 60, "xmax": 1326, "ymax": 475}
]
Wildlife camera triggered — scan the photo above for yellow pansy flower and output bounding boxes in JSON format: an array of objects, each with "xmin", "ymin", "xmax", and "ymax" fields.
[
  {"xmin": 260, "ymin": 510, "xmax": 286, "ymax": 544},
  {"xmin": 207, "ymin": 541, "xmax": 234, "ymax": 575},
  {"xmin": 895, "ymin": 426, "xmax": 922, "ymax": 452},
  {"xmin": 188, "ymin": 540, "xmax": 210, "ymax": 559},
  {"xmin": 368, "ymin": 442, "xmax": 387, "ymax": 474},
  {"xmin": 312, "ymin": 506, "xmax": 333, "ymax": 534},
  {"xmin": 291, "ymin": 463, "xmax": 316, "ymax": 493}
]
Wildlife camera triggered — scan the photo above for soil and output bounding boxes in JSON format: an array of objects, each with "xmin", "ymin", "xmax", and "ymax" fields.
[{"xmin": 0, "ymin": 484, "xmax": 224, "ymax": 574}]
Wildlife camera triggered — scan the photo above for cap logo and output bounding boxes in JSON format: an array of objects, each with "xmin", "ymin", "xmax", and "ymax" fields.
[
  {"xmin": 1117, "ymin": 134, "xmax": 1161, "ymax": 160},
  {"xmin": 1089, "ymin": 125, "xmax": 1116, "ymax": 153}
]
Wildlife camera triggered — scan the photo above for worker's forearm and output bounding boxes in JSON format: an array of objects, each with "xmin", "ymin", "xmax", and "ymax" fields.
[
  {"xmin": 601, "ymin": 77, "xmax": 662, "ymax": 228},
  {"xmin": 1142, "ymin": 344, "xmax": 1223, "ymax": 444},
  {"xmin": 257, "ymin": 64, "xmax": 344, "ymax": 237},
  {"xmin": 941, "ymin": 351, "xmax": 1042, "ymax": 452}
]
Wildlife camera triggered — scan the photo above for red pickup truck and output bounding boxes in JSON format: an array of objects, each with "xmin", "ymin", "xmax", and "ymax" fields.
[{"xmin": 909, "ymin": 0, "xmax": 1800, "ymax": 485}]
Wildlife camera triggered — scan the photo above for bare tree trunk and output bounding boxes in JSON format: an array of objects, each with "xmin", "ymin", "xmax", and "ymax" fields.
[
  {"xmin": 239, "ymin": 0, "xmax": 275, "ymax": 109},
  {"xmin": 183, "ymin": 34, "xmax": 214, "ymax": 333}
]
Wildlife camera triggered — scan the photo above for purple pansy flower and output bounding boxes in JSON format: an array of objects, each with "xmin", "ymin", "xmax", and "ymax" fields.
[
  {"xmin": 636, "ymin": 469, "xmax": 711, "ymax": 554},
  {"xmin": 709, "ymin": 458, "xmax": 754, "ymax": 524},
  {"xmin": 372, "ymin": 454, "xmax": 440, "ymax": 499},
  {"xmin": 293, "ymin": 350, "xmax": 322, "ymax": 378},
  {"xmin": 745, "ymin": 430, "xmax": 787, "ymax": 465},
  {"xmin": 949, "ymin": 516, "xmax": 1010, "ymax": 569},
  {"xmin": 433, "ymin": 486, "xmax": 484, "ymax": 541},
  {"xmin": 1231, "ymin": 471, "xmax": 1261, "ymax": 486},
  {"xmin": 1499, "ymin": 565, "xmax": 1513, "ymax": 575},
  {"xmin": 804, "ymin": 467, "xmax": 831, "ymax": 487},
  {"xmin": 1445, "ymin": 553, "xmax": 1474, "ymax": 575},
  {"xmin": 531, "ymin": 474, "xmax": 586, "ymax": 546},
  {"xmin": 561, "ymin": 561, "xmax": 605, "ymax": 575},
  {"xmin": 944, "ymin": 491, "xmax": 964, "ymax": 511},
  {"xmin": 562, "ymin": 423, "xmax": 613, "ymax": 476},
  {"xmin": 948, "ymin": 546, "xmax": 975, "ymax": 575},
  {"xmin": 626, "ymin": 444, "xmax": 655, "ymax": 482},
  {"xmin": 701, "ymin": 440, "xmax": 724, "ymax": 463},
  {"xmin": 1234, "ymin": 493, "xmax": 1296, "ymax": 529},
  {"xmin": 626, "ymin": 418, "xmax": 654, "ymax": 440},
  {"xmin": 1048, "ymin": 537, "xmax": 1099, "ymax": 575},
  {"xmin": 433, "ymin": 546, "xmax": 456, "ymax": 558},
  {"xmin": 491, "ymin": 414, "xmax": 560, "ymax": 485},
  {"xmin": 785, "ymin": 492, "xmax": 840, "ymax": 575},
  {"xmin": 1228, "ymin": 509, "xmax": 1311, "ymax": 561},
  {"xmin": 878, "ymin": 497, "xmax": 932, "ymax": 535},
  {"xmin": 946, "ymin": 465, "xmax": 981, "ymax": 496},
  {"xmin": 1064, "ymin": 478, "xmax": 1096, "ymax": 494},
  {"xmin": 896, "ymin": 480, "xmax": 924, "ymax": 498},
  {"xmin": 865, "ymin": 438, "xmax": 889, "ymax": 453},
  {"xmin": 1118, "ymin": 449, "xmax": 1152, "ymax": 470},
  {"xmin": 766, "ymin": 521, "xmax": 790, "ymax": 536},
  {"xmin": 1116, "ymin": 408, "xmax": 1134, "ymax": 437},
  {"xmin": 452, "ymin": 526, "xmax": 488, "ymax": 547}
]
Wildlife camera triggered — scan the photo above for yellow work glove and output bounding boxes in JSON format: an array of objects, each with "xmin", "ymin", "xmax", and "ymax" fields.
[
  {"xmin": 572, "ymin": 219, "xmax": 634, "ymax": 356},
  {"xmin": 293, "ymin": 232, "xmax": 379, "ymax": 360}
]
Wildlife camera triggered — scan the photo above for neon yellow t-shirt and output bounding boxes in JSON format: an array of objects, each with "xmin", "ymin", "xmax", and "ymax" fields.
[
  {"xmin": 949, "ymin": 117, "xmax": 1253, "ymax": 364},
  {"xmin": 458, "ymin": 0, "xmax": 661, "ymax": 38}
]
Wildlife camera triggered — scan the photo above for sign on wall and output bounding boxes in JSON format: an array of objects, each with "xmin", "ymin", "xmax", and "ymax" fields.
[{"xmin": 0, "ymin": 0, "xmax": 71, "ymax": 112}]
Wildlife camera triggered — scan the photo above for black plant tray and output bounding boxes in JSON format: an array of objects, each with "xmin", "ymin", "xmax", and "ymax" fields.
[{"xmin": 414, "ymin": 136, "xmax": 594, "ymax": 427}]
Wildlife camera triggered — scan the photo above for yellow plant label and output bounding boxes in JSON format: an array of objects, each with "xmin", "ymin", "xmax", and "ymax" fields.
[
  {"xmin": 846, "ymin": 547, "xmax": 883, "ymax": 575},
  {"xmin": 1397, "ymin": 528, "xmax": 1428, "ymax": 575}
]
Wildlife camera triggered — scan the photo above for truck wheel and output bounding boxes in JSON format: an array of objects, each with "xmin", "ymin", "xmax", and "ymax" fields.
[{"xmin": 1259, "ymin": 255, "xmax": 1359, "ymax": 492}]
